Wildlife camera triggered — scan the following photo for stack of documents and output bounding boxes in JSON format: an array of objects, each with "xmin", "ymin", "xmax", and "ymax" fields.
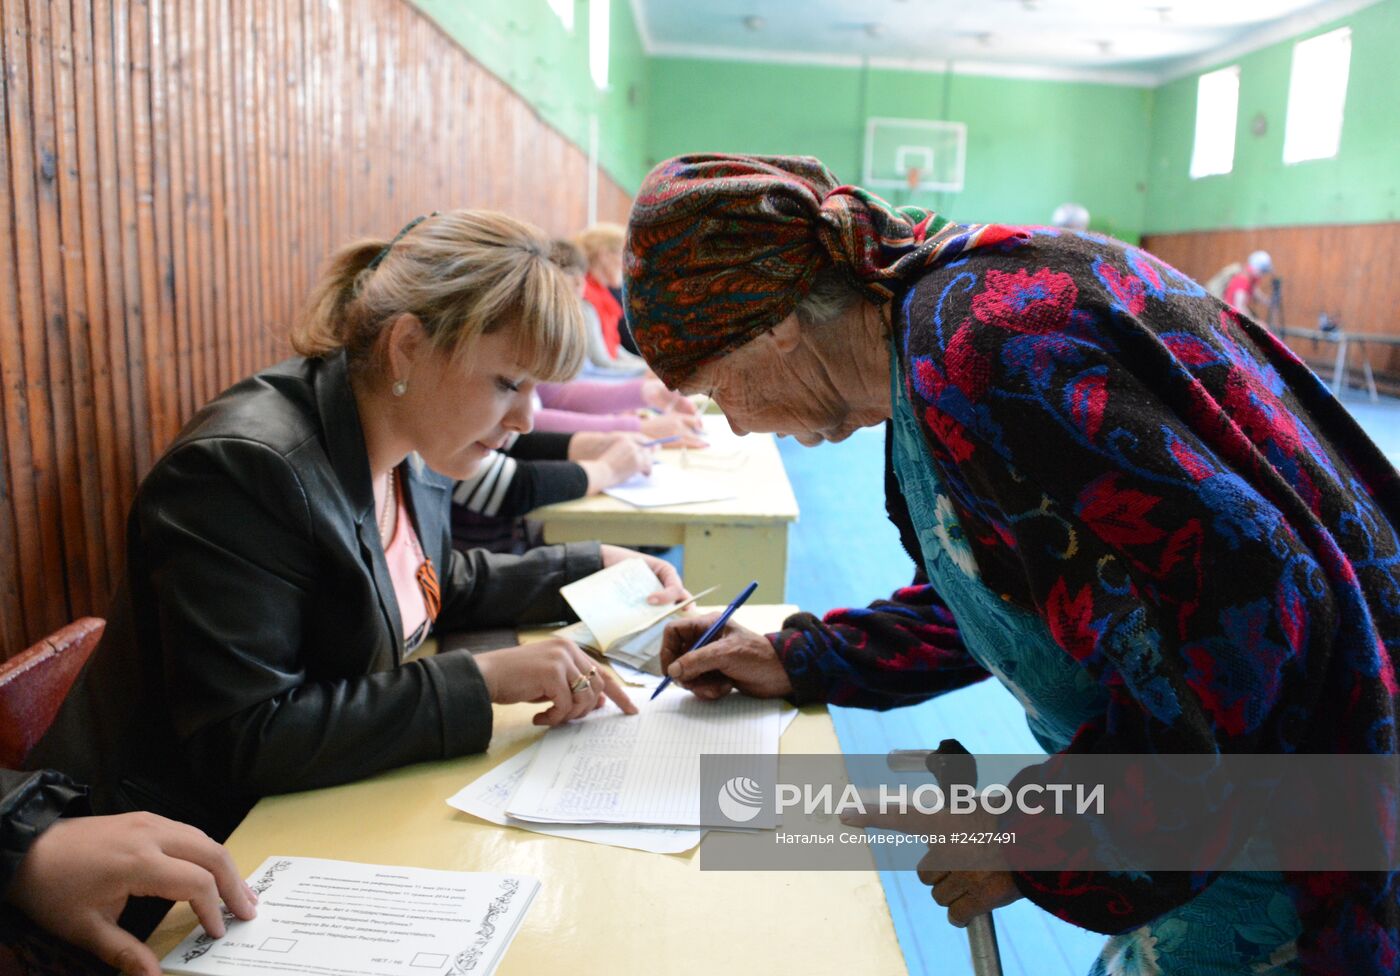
[
  {"xmin": 448, "ymin": 560, "xmax": 791, "ymax": 852},
  {"xmin": 448, "ymin": 672, "xmax": 787, "ymax": 853}
]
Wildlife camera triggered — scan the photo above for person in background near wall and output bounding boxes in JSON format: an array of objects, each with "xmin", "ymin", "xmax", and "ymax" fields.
[
  {"xmin": 33, "ymin": 212, "xmax": 689, "ymax": 903},
  {"xmin": 2, "ymin": 767, "xmax": 257, "ymax": 976},
  {"xmin": 1050, "ymin": 201, "xmax": 1090, "ymax": 231},
  {"xmin": 1206, "ymin": 250, "xmax": 1274, "ymax": 317},
  {"xmin": 562, "ymin": 232, "xmax": 650, "ymax": 377}
]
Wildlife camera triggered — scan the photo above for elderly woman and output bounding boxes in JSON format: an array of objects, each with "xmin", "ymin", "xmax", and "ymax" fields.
[{"xmin": 628, "ymin": 155, "xmax": 1399, "ymax": 975}]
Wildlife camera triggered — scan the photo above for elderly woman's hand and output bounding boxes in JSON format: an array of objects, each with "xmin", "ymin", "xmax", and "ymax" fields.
[
  {"xmin": 659, "ymin": 613, "xmax": 794, "ymax": 699},
  {"xmin": 599, "ymin": 544, "xmax": 690, "ymax": 605},
  {"xmin": 839, "ymin": 803, "xmax": 1023, "ymax": 927}
]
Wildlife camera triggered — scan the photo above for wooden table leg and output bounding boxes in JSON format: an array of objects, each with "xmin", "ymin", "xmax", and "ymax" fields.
[{"xmin": 681, "ymin": 522, "xmax": 789, "ymax": 602}]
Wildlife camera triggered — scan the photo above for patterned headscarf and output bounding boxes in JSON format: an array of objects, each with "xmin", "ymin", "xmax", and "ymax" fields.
[{"xmin": 624, "ymin": 153, "xmax": 1027, "ymax": 387}]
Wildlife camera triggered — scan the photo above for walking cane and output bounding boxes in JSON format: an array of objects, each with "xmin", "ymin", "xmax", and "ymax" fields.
[{"xmin": 887, "ymin": 739, "xmax": 1005, "ymax": 976}]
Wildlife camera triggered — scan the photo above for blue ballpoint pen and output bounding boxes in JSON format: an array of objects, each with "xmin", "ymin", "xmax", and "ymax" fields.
[
  {"xmin": 651, "ymin": 580, "xmax": 758, "ymax": 700},
  {"xmin": 640, "ymin": 434, "xmax": 683, "ymax": 447}
]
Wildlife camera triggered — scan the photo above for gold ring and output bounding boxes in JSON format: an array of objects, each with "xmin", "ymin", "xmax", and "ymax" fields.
[
  {"xmin": 586, "ymin": 667, "xmax": 599, "ymax": 679},
  {"xmin": 569, "ymin": 673, "xmax": 592, "ymax": 694}
]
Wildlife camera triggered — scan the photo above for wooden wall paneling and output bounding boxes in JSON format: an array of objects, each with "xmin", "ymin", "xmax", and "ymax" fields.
[
  {"xmin": 155, "ymin": 0, "xmax": 192, "ymax": 423},
  {"xmin": 32, "ymin": 0, "xmax": 97, "ymax": 613},
  {"xmin": 0, "ymin": 0, "xmax": 31, "ymax": 651},
  {"xmin": 46, "ymin": 0, "xmax": 110, "ymax": 607},
  {"xmin": 4, "ymin": 0, "xmax": 71, "ymax": 636},
  {"xmin": 128, "ymin": 0, "xmax": 173, "ymax": 458},
  {"xmin": 94, "ymin": 0, "xmax": 147, "ymax": 495},
  {"xmin": 0, "ymin": 0, "xmax": 634, "ymax": 658},
  {"xmin": 70, "ymin": 0, "xmax": 127, "ymax": 586},
  {"xmin": 172, "ymin": 0, "xmax": 206, "ymax": 409},
  {"xmin": 1142, "ymin": 223, "xmax": 1400, "ymax": 380}
]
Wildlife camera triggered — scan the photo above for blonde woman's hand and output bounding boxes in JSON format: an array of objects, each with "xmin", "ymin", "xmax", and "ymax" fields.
[
  {"xmin": 7, "ymin": 813, "xmax": 258, "ymax": 976},
  {"xmin": 474, "ymin": 638, "xmax": 637, "ymax": 725},
  {"xmin": 598, "ymin": 544, "xmax": 690, "ymax": 605}
]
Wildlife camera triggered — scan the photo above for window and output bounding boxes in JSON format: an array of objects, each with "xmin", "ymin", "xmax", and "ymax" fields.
[
  {"xmin": 1283, "ymin": 27, "xmax": 1351, "ymax": 164},
  {"xmin": 547, "ymin": 0, "xmax": 573, "ymax": 33},
  {"xmin": 1189, "ymin": 66, "xmax": 1240, "ymax": 179},
  {"xmin": 589, "ymin": 0, "xmax": 610, "ymax": 90}
]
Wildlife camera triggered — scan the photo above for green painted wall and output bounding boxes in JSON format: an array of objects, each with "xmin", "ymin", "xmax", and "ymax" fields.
[
  {"xmin": 646, "ymin": 59, "xmax": 1155, "ymax": 242},
  {"xmin": 409, "ymin": 0, "xmax": 1397, "ymax": 236},
  {"xmin": 411, "ymin": 0, "xmax": 650, "ymax": 192},
  {"xmin": 1145, "ymin": 0, "xmax": 1400, "ymax": 232}
]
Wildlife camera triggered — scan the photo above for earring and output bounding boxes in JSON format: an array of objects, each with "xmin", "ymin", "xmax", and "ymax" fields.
[{"xmin": 392, "ymin": 379, "xmax": 408, "ymax": 397}]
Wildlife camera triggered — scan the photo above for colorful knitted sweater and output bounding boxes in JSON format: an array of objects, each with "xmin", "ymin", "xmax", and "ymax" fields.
[{"xmin": 770, "ymin": 228, "xmax": 1400, "ymax": 975}]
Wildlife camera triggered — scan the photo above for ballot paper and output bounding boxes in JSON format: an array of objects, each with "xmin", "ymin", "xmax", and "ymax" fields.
[
  {"xmin": 558, "ymin": 557, "xmax": 713, "ymax": 655},
  {"xmin": 602, "ymin": 460, "xmax": 737, "ymax": 508},
  {"xmin": 161, "ymin": 856, "xmax": 537, "ymax": 976},
  {"xmin": 506, "ymin": 692, "xmax": 782, "ymax": 827}
]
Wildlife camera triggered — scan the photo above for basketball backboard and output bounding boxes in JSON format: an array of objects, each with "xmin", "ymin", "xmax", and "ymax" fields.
[{"xmin": 863, "ymin": 117, "xmax": 966, "ymax": 193}]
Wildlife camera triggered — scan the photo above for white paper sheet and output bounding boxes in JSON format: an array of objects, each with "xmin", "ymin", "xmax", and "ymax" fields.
[
  {"xmin": 446, "ymin": 743, "xmax": 705, "ymax": 854},
  {"xmin": 161, "ymin": 856, "xmax": 536, "ymax": 976},
  {"xmin": 601, "ymin": 461, "xmax": 737, "ymax": 508},
  {"xmin": 506, "ymin": 693, "xmax": 781, "ymax": 827},
  {"xmin": 446, "ymin": 694, "xmax": 797, "ymax": 853}
]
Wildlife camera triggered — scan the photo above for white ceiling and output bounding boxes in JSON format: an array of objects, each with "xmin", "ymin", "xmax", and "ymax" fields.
[{"xmin": 628, "ymin": 0, "xmax": 1382, "ymax": 85}]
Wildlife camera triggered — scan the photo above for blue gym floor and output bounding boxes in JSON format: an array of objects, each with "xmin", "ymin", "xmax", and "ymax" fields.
[{"xmin": 774, "ymin": 389, "xmax": 1400, "ymax": 976}]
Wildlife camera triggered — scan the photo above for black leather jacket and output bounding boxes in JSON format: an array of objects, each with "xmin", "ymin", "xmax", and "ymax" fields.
[{"xmin": 33, "ymin": 352, "xmax": 601, "ymax": 841}]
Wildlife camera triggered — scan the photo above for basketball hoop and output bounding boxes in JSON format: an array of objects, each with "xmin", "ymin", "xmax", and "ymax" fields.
[{"xmin": 906, "ymin": 166, "xmax": 922, "ymax": 193}]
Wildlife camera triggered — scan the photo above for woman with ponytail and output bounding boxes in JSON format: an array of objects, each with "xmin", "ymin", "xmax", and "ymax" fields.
[{"xmin": 35, "ymin": 210, "xmax": 686, "ymax": 862}]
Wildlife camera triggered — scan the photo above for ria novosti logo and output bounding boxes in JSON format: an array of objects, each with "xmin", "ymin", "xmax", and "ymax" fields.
[{"xmin": 716, "ymin": 776, "xmax": 765, "ymax": 823}]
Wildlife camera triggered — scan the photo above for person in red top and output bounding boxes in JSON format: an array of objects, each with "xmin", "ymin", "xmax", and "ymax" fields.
[
  {"xmin": 576, "ymin": 224, "xmax": 625, "ymax": 354},
  {"xmin": 567, "ymin": 229, "xmax": 651, "ymax": 377},
  {"xmin": 1222, "ymin": 249, "xmax": 1272, "ymax": 315}
]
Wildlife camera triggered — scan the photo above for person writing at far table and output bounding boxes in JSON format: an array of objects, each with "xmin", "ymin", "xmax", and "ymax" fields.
[
  {"xmin": 629, "ymin": 154, "xmax": 1399, "ymax": 976},
  {"xmin": 34, "ymin": 211, "xmax": 688, "ymax": 946}
]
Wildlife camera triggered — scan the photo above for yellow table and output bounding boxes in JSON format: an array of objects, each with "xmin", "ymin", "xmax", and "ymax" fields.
[
  {"xmin": 149, "ymin": 606, "xmax": 902, "ymax": 975},
  {"xmin": 528, "ymin": 417, "xmax": 800, "ymax": 601}
]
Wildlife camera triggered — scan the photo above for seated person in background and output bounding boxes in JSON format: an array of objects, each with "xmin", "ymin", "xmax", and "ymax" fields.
[
  {"xmin": 33, "ymin": 211, "xmax": 686, "ymax": 872},
  {"xmin": 553, "ymin": 235, "xmax": 650, "ymax": 378},
  {"xmin": 1050, "ymin": 201, "xmax": 1090, "ymax": 231},
  {"xmin": 451, "ymin": 430, "xmax": 655, "ymax": 554},
  {"xmin": 2, "ymin": 767, "xmax": 256, "ymax": 976}
]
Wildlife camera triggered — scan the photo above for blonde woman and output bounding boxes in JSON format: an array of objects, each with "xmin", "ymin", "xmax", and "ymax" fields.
[{"xmin": 35, "ymin": 212, "xmax": 686, "ymax": 858}]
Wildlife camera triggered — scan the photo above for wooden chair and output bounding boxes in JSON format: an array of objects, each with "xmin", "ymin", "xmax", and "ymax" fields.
[{"xmin": 0, "ymin": 618, "xmax": 104, "ymax": 769}]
